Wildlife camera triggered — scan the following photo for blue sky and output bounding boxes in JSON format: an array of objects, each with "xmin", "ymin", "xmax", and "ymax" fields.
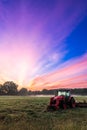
[{"xmin": 65, "ymin": 16, "xmax": 87, "ymax": 60}]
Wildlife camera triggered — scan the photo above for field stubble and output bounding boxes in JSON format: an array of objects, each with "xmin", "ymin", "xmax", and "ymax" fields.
[{"xmin": 0, "ymin": 96, "xmax": 87, "ymax": 130}]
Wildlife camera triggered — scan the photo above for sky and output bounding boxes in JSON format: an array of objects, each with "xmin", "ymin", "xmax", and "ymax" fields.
[{"xmin": 0, "ymin": 0, "xmax": 87, "ymax": 90}]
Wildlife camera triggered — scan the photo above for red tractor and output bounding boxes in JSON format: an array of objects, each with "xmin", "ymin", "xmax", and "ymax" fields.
[{"xmin": 47, "ymin": 89, "xmax": 76, "ymax": 110}]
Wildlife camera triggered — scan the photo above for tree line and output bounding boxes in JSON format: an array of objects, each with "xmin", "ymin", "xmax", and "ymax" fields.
[
  {"xmin": 0, "ymin": 81, "xmax": 28, "ymax": 95},
  {"xmin": 0, "ymin": 81, "xmax": 87, "ymax": 96},
  {"xmin": 29, "ymin": 88, "xmax": 87, "ymax": 96}
]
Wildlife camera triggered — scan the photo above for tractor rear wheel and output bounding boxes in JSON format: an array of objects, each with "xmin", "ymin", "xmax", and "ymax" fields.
[{"xmin": 69, "ymin": 97, "xmax": 75, "ymax": 108}]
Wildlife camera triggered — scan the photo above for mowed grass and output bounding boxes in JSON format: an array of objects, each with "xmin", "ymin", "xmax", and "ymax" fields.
[{"xmin": 0, "ymin": 96, "xmax": 87, "ymax": 130}]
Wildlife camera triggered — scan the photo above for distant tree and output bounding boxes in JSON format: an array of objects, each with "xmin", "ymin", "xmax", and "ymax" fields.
[
  {"xmin": 2, "ymin": 81, "xmax": 18, "ymax": 95},
  {"xmin": 42, "ymin": 89, "xmax": 48, "ymax": 94},
  {"xmin": 42, "ymin": 89, "xmax": 54, "ymax": 95},
  {"xmin": 71, "ymin": 88, "xmax": 87, "ymax": 95},
  {"xmin": 18, "ymin": 88, "xmax": 28, "ymax": 95},
  {"xmin": 28, "ymin": 90, "xmax": 32, "ymax": 95},
  {"xmin": 0, "ymin": 84, "xmax": 3, "ymax": 95},
  {"xmin": 0, "ymin": 84, "xmax": 2, "ymax": 90}
]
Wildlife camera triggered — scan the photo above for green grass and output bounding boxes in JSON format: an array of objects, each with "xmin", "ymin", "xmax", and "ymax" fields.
[{"xmin": 0, "ymin": 96, "xmax": 87, "ymax": 130}]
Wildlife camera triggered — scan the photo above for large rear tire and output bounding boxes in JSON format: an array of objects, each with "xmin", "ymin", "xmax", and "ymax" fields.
[{"xmin": 69, "ymin": 97, "xmax": 76, "ymax": 108}]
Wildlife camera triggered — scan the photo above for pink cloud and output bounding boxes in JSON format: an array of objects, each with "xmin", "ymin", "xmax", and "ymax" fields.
[{"xmin": 30, "ymin": 53, "xmax": 87, "ymax": 90}]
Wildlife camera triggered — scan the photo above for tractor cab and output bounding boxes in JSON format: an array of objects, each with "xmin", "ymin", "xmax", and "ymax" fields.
[{"xmin": 56, "ymin": 89, "xmax": 71, "ymax": 103}]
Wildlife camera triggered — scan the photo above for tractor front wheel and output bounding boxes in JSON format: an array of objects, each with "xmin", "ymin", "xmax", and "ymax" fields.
[{"xmin": 59, "ymin": 100, "xmax": 67, "ymax": 109}]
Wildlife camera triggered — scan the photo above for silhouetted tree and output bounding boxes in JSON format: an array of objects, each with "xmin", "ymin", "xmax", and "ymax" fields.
[
  {"xmin": 2, "ymin": 81, "xmax": 18, "ymax": 95},
  {"xmin": 18, "ymin": 88, "xmax": 28, "ymax": 95},
  {"xmin": 0, "ymin": 84, "xmax": 3, "ymax": 95}
]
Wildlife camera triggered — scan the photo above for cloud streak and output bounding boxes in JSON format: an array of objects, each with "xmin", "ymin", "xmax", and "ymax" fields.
[{"xmin": 30, "ymin": 53, "xmax": 87, "ymax": 90}]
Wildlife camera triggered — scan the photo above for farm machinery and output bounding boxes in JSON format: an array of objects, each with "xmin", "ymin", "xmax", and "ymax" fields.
[{"xmin": 47, "ymin": 89, "xmax": 87, "ymax": 111}]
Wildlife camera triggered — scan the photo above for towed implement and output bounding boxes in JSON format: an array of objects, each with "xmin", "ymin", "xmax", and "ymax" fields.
[
  {"xmin": 47, "ymin": 89, "xmax": 87, "ymax": 111},
  {"xmin": 76, "ymin": 101, "xmax": 87, "ymax": 108}
]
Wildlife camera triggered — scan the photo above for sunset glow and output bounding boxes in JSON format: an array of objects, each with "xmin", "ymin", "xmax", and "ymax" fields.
[{"xmin": 0, "ymin": 0, "xmax": 87, "ymax": 90}]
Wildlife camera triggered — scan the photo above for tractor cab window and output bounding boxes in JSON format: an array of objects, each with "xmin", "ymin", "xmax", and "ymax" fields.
[
  {"xmin": 58, "ymin": 91, "xmax": 66, "ymax": 96},
  {"xmin": 66, "ymin": 91, "xmax": 70, "ymax": 96},
  {"xmin": 58, "ymin": 91, "xmax": 70, "ymax": 96}
]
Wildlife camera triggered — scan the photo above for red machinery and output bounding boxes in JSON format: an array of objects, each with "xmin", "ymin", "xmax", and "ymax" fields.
[{"xmin": 47, "ymin": 89, "xmax": 87, "ymax": 111}]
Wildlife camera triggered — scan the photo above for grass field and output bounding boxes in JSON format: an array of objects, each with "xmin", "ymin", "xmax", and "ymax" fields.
[{"xmin": 0, "ymin": 96, "xmax": 87, "ymax": 130}]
